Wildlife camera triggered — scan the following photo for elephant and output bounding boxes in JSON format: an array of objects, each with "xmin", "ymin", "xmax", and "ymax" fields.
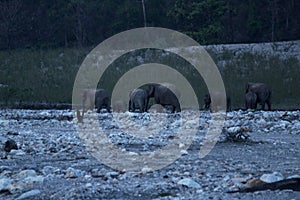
[
  {"xmin": 245, "ymin": 91, "xmax": 257, "ymax": 110},
  {"xmin": 82, "ymin": 88, "xmax": 111, "ymax": 113},
  {"xmin": 145, "ymin": 83, "xmax": 181, "ymax": 113},
  {"xmin": 203, "ymin": 94, "xmax": 211, "ymax": 110},
  {"xmin": 203, "ymin": 93, "xmax": 231, "ymax": 112},
  {"xmin": 245, "ymin": 82, "xmax": 271, "ymax": 110},
  {"xmin": 129, "ymin": 88, "xmax": 148, "ymax": 113}
]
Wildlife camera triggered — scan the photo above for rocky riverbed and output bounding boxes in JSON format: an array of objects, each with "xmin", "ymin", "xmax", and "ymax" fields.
[{"xmin": 0, "ymin": 109, "xmax": 299, "ymax": 199}]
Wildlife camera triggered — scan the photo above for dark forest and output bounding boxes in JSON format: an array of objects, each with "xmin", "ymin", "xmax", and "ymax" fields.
[{"xmin": 0, "ymin": 0, "xmax": 299, "ymax": 50}]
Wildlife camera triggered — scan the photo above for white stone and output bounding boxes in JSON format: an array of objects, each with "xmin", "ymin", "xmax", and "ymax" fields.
[
  {"xmin": 16, "ymin": 189, "xmax": 41, "ymax": 200},
  {"xmin": 9, "ymin": 149, "xmax": 25, "ymax": 156},
  {"xmin": 260, "ymin": 172, "xmax": 284, "ymax": 183},
  {"xmin": 287, "ymin": 174, "xmax": 300, "ymax": 179},
  {"xmin": 16, "ymin": 170, "xmax": 37, "ymax": 180},
  {"xmin": 178, "ymin": 178, "xmax": 201, "ymax": 189},
  {"xmin": 0, "ymin": 178, "xmax": 11, "ymax": 192}
]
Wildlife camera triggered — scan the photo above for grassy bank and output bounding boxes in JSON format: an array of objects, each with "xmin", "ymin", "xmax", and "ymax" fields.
[
  {"xmin": 0, "ymin": 42, "xmax": 299, "ymax": 110},
  {"xmin": 0, "ymin": 47, "xmax": 90, "ymax": 104}
]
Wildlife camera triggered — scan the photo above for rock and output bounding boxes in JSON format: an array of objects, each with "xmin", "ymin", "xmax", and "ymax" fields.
[
  {"xmin": 178, "ymin": 178, "xmax": 201, "ymax": 189},
  {"xmin": 65, "ymin": 167, "xmax": 85, "ymax": 178},
  {"xmin": 227, "ymin": 126, "xmax": 241, "ymax": 133},
  {"xmin": 260, "ymin": 172, "xmax": 284, "ymax": 183},
  {"xmin": 141, "ymin": 167, "xmax": 153, "ymax": 173},
  {"xmin": 91, "ymin": 169, "xmax": 105, "ymax": 178},
  {"xmin": 23, "ymin": 163, "xmax": 38, "ymax": 171},
  {"xmin": 106, "ymin": 171, "xmax": 119, "ymax": 179},
  {"xmin": 41, "ymin": 166, "xmax": 61, "ymax": 176},
  {"xmin": 287, "ymin": 175, "xmax": 300, "ymax": 179},
  {"xmin": 245, "ymin": 178, "xmax": 266, "ymax": 188},
  {"xmin": 21, "ymin": 176, "xmax": 44, "ymax": 185},
  {"xmin": 6, "ymin": 131, "xmax": 19, "ymax": 136},
  {"xmin": 8, "ymin": 149, "xmax": 25, "ymax": 156},
  {"xmin": 16, "ymin": 189, "xmax": 41, "ymax": 200},
  {"xmin": 0, "ymin": 178, "xmax": 11, "ymax": 192},
  {"xmin": 4, "ymin": 139, "xmax": 18, "ymax": 152},
  {"xmin": 0, "ymin": 166, "xmax": 10, "ymax": 173},
  {"xmin": 1, "ymin": 108, "xmax": 300, "ymax": 199},
  {"xmin": 16, "ymin": 170, "xmax": 37, "ymax": 180}
]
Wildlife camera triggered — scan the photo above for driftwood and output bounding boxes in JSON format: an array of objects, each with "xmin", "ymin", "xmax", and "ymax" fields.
[{"xmin": 227, "ymin": 178, "xmax": 300, "ymax": 193}]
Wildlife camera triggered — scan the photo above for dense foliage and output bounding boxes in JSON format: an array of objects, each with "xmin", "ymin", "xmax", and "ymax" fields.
[{"xmin": 0, "ymin": 0, "xmax": 299, "ymax": 50}]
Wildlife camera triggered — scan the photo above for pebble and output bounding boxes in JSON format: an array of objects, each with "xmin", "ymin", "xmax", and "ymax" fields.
[
  {"xmin": 16, "ymin": 189, "xmax": 41, "ymax": 200},
  {"xmin": 260, "ymin": 172, "xmax": 284, "ymax": 183},
  {"xmin": 0, "ymin": 109, "xmax": 299, "ymax": 199},
  {"xmin": 0, "ymin": 178, "xmax": 11, "ymax": 192},
  {"xmin": 178, "ymin": 178, "xmax": 201, "ymax": 189},
  {"xmin": 106, "ymin": 171, "xmax": 119, "ymax": 179},
  {"xmin": 65, "ymin": 167, "xmax": 86, "ymax": 178}
]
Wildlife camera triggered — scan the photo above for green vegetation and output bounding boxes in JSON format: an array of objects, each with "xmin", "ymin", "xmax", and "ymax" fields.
[
  {"xmin": 0, "ymin": 47, "xmax": 90, "ymax": 105},
  {"xmin": 0, "ymin": 45, "xmax": 299, "ymax": 110}
]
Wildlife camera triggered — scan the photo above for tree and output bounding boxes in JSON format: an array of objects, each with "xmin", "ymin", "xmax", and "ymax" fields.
[
  {"xmin": 169, "ymin": 0, "xmax": 228, "ymax": 44},
  {"xmin": 0, "ymin": 0, "xmax": 23, "ymax": 49}
]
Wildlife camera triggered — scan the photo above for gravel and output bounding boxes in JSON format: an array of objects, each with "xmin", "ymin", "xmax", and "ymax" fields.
[{"xmin": 0, "ymin": 109, "xmax": 299, "ymax": 199}]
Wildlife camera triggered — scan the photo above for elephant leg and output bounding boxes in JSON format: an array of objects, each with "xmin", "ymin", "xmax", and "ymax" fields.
[
  {"xmin": 174, "ymin": 101, "xmax": 181, "ymax": 113},
  {"xmin": 254, "ymin": 101, "xmax": 258, "ymax": 109},
  {"xmin": 175, "ymin": 106, "xmax": 181, "ymax": 113},
  {"xmin": 132, "ymin": 102, "xmax": 136, "ymax": 112},
  {"xmin": 128, "ymin": 100, "xmax": 132, "ymax": 111},
  {"xmin": 96, "ymin": 106, "xmax": 101, "ymax": 113},
  {"xmin": 104, "ymin": 103, "xmax": 111, "ymax": 113},
  {"xmin": 266, "ymin": 99, "xmax": 271, "ymax": 111},
  {"xmin": 104, "ymin": 99, "xmax": 111, "ymax": 113},
  {"xmin": 170, "ymin": 105, "xmax": 175, "ymax": 113},
  {"xmin": 144, "ymin": 98, "xmax": 148, "ymax": 112},
  {"xmin": 138, "ymin": 100, "xmax": 144, "ymax": 113},
  {"xmin": 261, "ymin": 102, "xmax": 266, "ymax": 110}
]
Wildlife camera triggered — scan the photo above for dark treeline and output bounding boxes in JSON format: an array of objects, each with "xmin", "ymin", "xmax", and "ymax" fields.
[{"xmin": 0, "ymin": 0, "xmax": 299, "ymax": 50}]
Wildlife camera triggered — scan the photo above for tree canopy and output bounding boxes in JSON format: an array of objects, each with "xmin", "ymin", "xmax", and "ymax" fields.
[{"xmin": 0, "ymin": 0, "xmax": 299, "ymax": 50}]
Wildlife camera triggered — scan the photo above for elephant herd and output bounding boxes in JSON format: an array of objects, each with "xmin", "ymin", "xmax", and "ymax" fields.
[
  {"xmin": 81, "ymin": 83, "xmax": 181, "ymax": 114},
  {"xmin": 81, "ymin": 82, "xmax": 272, "ymax": 114},
  {"xmin": 203, "ymin": 82, "xmax": 272, "ymax": 111}
]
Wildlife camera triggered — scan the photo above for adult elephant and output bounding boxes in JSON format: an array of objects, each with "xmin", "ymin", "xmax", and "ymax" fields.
[
  {"xmin": 245, "ymin": 82, "xmax": 271, "ymax": 110},
  {"xmin": 128, "ymin": 88, "xmax": 148, "ymax": 113},
  {"xmin": 145, "ymin": 83, "xmax": 181, "ymax": 113},
  {"xmin": 245, "ymin": 91, "xmax": 257, "ymax": 110},
  {"xmin": 82, "ymin": 89, "xmax": 111, "ymax": 113}
]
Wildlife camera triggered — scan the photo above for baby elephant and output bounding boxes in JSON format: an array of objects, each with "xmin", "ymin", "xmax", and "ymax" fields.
[
  {"xmin": 95, "ymin": 89, "xmax": 111, "ymax": 113},
  {"xmin": 245, "ymin": 91, "xmax": 257, "ymax": 110},
  {"xmin": 203, "ymin": 94, "xmax": 211, "ymax": 110},
  {"xmin": 129, "ymin": 88, "xmax": 148, "ymax": 113}
]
